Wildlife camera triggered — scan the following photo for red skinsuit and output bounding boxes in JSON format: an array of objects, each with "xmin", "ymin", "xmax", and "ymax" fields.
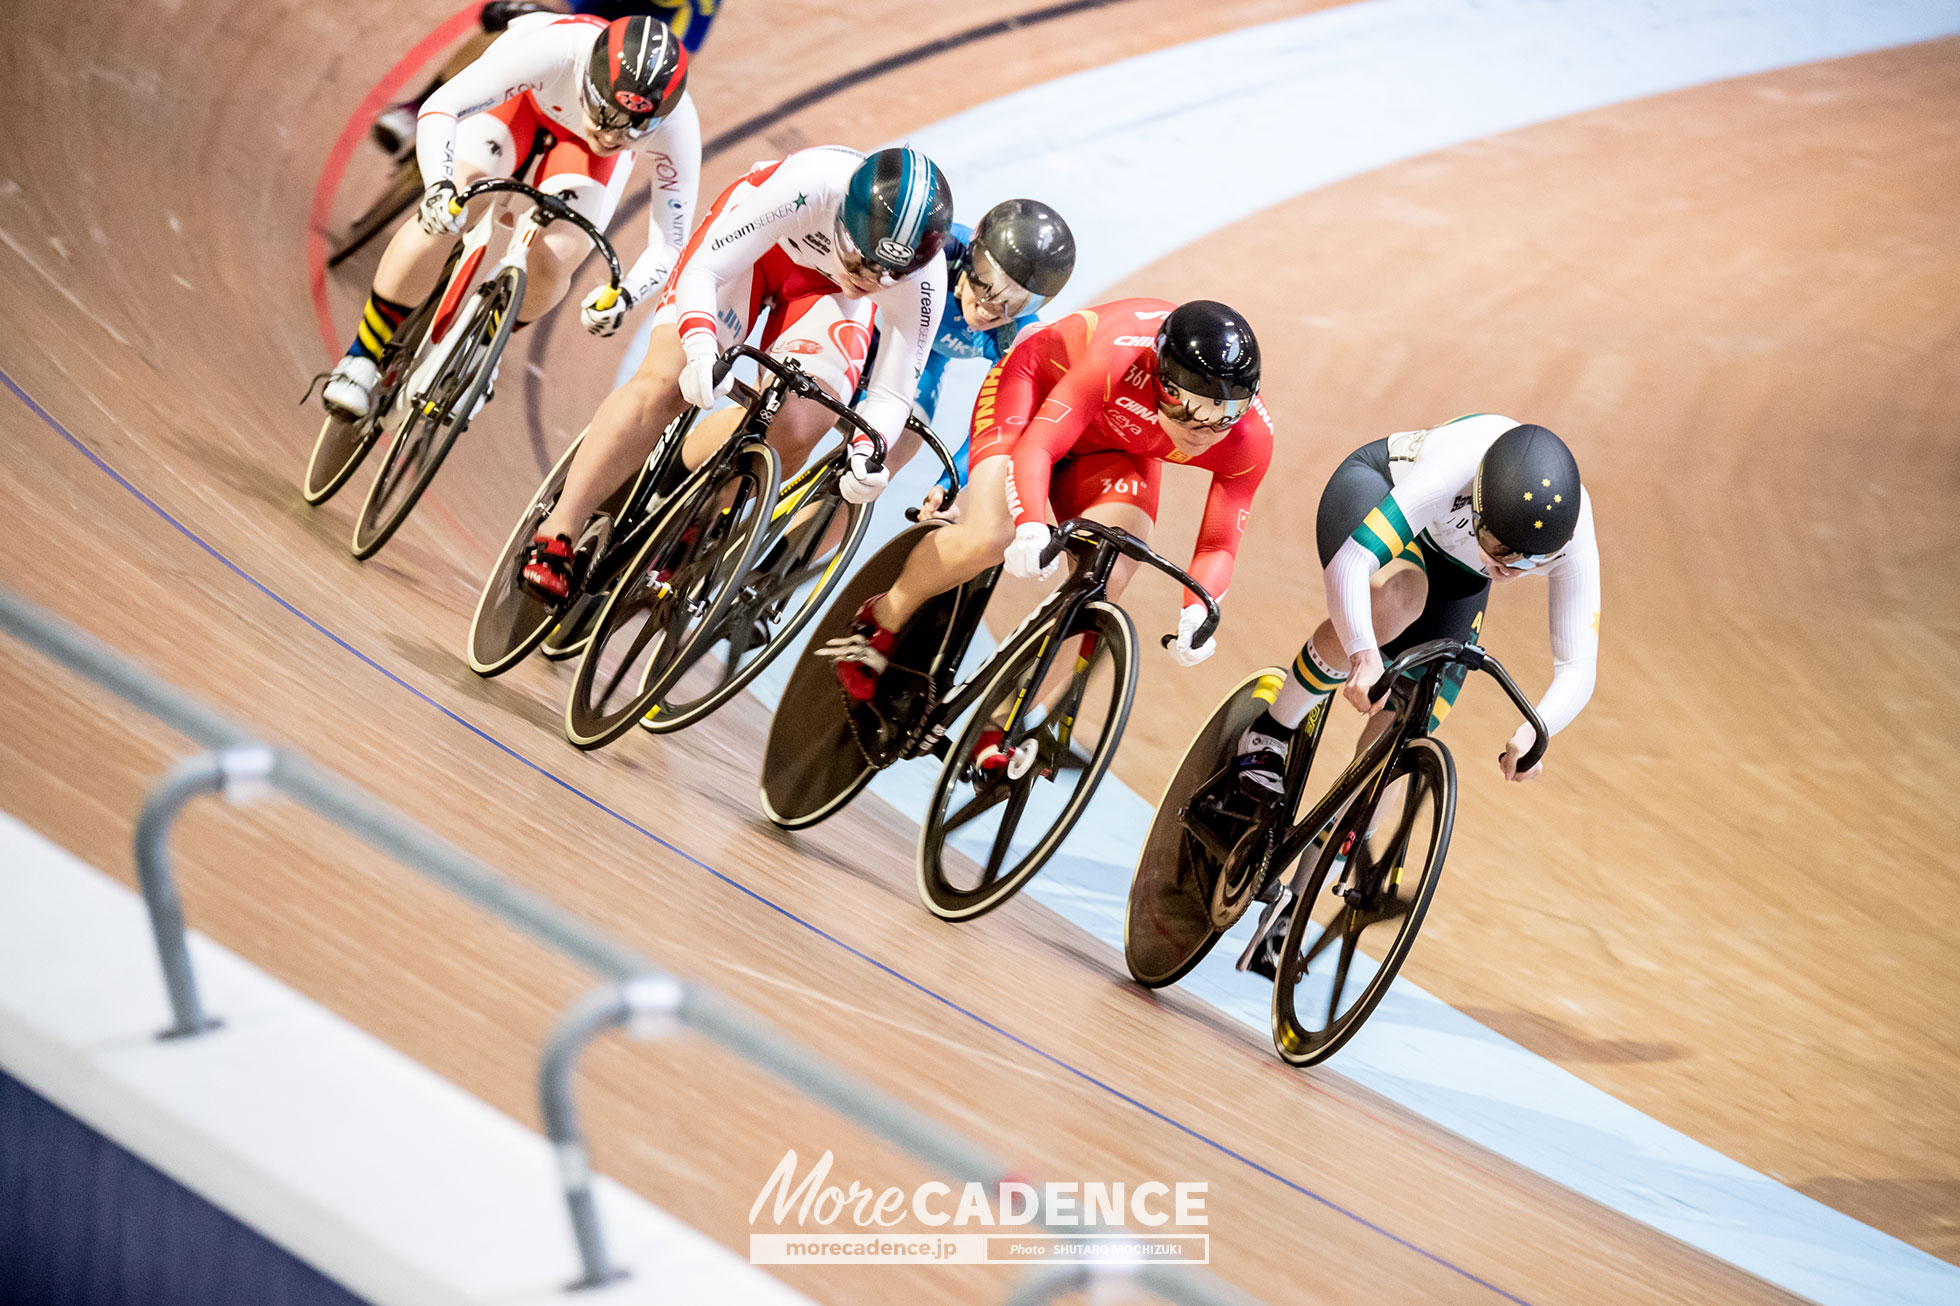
[{"xmin": 970, "ymin": 298, "xmax": 1273, "ymax": 604}]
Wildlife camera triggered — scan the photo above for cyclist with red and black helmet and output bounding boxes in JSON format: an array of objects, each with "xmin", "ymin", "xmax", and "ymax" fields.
[
  {"xmin": 822, "ymin": 297, "xmax": 1273, "ymax": 712},
  {"xmin": 321, "ymin": 12, "xmax": 700, "ymax": 419},
  {"xmin": 521, "ymin": 144, "xmax": 954, "ymax": 600}
]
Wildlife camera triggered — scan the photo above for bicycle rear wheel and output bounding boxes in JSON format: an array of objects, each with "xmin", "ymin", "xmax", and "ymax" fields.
[
  {"xmin": 1271, "ymin": 736, "xmax": 1454, "ymax": 1067},
  {"xmin": 350, "ymin": 267, "xmax": 518, "ymax": 559},
  {"xmin": 1125, "ymin": 668, "xmax": 1286, "ymax": 988},
  {"xmin": 918, "ymin": 600, "xmax": 1137, "ymax": 922},
  {"xmin": 643, "ymin": 482, "xmax": 869, "ymax": 735},
  {"xmin": 303, "ymin": 411, "xmax": 379, "ymax": 506},
  {"xmin": 468, "ymin": 435, "xmax": 582, "ymax": 676},
  {"xmin": 563, "ymin": 443, "xmax": 777, "ymax": 749},
  {"xmin": 759, "ymin": 522, "xmax": 943, "ymax": 830}
]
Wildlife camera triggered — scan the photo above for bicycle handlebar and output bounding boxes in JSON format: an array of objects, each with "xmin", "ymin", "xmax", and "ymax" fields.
[
  {"xmin": 1033, "ymin": 518, "xmax": 1222, "ymax": 650},
  {"xmin": 1366, "ymin": 639, "xmax": 1549, "ymax": 773},
  {"xmin": 903, "ymin": 415, "xmax": 963, "ymax": 515},
  {"xmin": 456, "ymin": 178, "xmax": 624, "ymax": 293},
  {"xmin": 709, "ymin": 344, "xmax": 899, "ymax": 469}
]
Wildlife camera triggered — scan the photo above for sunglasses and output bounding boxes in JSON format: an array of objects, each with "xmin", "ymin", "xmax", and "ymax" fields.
[
  {"xmin": 1156, "ymin": 380, "xmax": 1248, "ymax": 433},
  {"xmin": 1475, "ymin": 521, "xmax": 1554, "ymax": 570},
  {"xmin": 834, "ymin": 223, "xmax": 902, "ymax": 287},
  {"xmin": 962, "ymin": 247, "xmax": 1043, "ymax": 319}
]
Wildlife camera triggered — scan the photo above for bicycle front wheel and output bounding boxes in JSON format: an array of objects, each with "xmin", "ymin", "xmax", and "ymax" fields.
[
  {"xmin": 564, "ymin": 443, "xmax": 778, "ymax": 749},
  {"xmin": 350, "ymin": 267, "xmax": 518, "ymax": 559},
  {"xmin": 1271, "ymin": 735, "xmax": 1455, "ymax": 1067},
  {"xmin": 643, "ymin": 484, "xmax": 869, "ymax": 735},
  {"xmin": 918, "ymin": 600, "xmax": 1138, "ymax": 921}
]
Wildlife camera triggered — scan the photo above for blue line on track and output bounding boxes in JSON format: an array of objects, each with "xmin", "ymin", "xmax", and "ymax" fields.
[{"xmin": 2, "ymin": 362, "xmax": 1534, "ymax": 1306}]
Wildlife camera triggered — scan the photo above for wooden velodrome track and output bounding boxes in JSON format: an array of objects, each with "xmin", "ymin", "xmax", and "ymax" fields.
[{"xmin": 2, "ymin": 0, "xmax": 1955, "ymax": 1300}]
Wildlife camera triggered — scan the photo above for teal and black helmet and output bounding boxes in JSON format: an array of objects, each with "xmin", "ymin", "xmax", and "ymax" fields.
[{"xmin": 837, "ymin": 147, "xmax": 954, "ymax": 281}]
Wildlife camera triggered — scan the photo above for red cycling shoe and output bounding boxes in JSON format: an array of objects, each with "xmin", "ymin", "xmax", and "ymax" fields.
[
  {"xmin": 520, "ymin": 533, "xmax": 573, "ymax": 602},
  {"xmin": 818, "ymin": 596, "xmax": 897, "ymax": 702},
  {"xmin": 972, "ymin": 727, "xmax": 1012, "ymax": 774}
]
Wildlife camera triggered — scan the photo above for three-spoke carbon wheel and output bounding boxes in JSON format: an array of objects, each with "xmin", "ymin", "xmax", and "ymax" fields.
[
  {"xmin": 350, "ymin": 267, "xmax": 519, "ymax": 559},
  {"xmin": 1271, "ymin": 736, "xmax": 1455, "ymax": 1066},
  {"xmin": 918, "ymin": 601, "xmax": 1137, "ymax": 921},
  {"xmin": 642, "ymin": 484, "xmax": 868, "ymax": 735},
  {"xmin": 563, "ymin": 443, "xmax": 777, "ymax": 749}
]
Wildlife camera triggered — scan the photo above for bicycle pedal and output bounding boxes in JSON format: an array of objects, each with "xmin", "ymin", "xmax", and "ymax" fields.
[{"xmin": 1235, "ymin": 890, "xmax": 1293, "ymax": 978}]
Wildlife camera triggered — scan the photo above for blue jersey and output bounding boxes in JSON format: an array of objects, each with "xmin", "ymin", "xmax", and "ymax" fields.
[
  {"xmin": 568, "ymin": 0, "xmax": 719, "ymax": 51},
  {"xmin": 917, "ymin": 224, "xmax": 1040, "ymax": 490}
]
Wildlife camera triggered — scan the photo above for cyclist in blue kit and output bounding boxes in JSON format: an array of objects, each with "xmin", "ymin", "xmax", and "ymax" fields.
[{"xmin": 868, "ymin": 198, "xmax": 1077, "ymax": 508}]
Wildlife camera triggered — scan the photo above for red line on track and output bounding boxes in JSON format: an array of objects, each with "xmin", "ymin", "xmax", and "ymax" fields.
[{"xmin": 307, "ymin": 3, "xmax": 486, "ymax": 358}]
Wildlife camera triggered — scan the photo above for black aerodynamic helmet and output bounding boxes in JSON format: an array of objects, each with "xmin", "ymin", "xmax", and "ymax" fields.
[
  {"xmin": 966, "ymin": 198, "xmax": 1076, "ymax": 315},
  {"xmin": 583, "ymin": 16, "xmax": 689, "ymax": 138},
  {"xmin": 1474, "ymin": 423, "xmax": 1582, "ymax": 558},
  {"xmin": 1155, "ymin": 300, "xmax": 1261, "ymax": 427}
]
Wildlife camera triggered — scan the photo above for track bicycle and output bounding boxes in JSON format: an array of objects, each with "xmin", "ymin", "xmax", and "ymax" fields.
[
  {"xmin": 1124, "ymin": 638, "xmax": 1546, "ymax": 1065},
  {"xmin": 762, "ymin": 517, "xmax": 1219, "ymax": 922},
  {"xmin": 554, "ymin": 347, "xmax": 959, "ymax": 749},
  {"xmin": 638, "ymin": 399, "xmax": 961, "ymax": 739},
  {"xmin": 303, "ymin": 177, "xmax": 623, "ymax": 560}
]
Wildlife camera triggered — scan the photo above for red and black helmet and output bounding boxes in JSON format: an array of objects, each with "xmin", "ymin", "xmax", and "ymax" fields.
[{"xmin": 582, "ymin": 16, "xmax": 688, "ymax": 138}]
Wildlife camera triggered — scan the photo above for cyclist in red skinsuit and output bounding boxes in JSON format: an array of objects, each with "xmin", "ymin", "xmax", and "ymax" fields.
[{"xmin": 823, "ymin": 297, "xmax": 1273, "ymax": 738}]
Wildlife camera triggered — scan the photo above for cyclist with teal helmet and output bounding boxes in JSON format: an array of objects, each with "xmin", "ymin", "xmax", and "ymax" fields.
[{"xmin": 525, "ymin": 144, "xmax": 954, "ymax": 599}]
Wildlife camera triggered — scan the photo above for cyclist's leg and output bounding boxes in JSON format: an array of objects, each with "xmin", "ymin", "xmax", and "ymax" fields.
[
  {"xmin": 1275, "ymin": 440, "xmax": 1430, "ymax": 729},
  {"xmin": 538, "ymin": 323, "xmax": 692, "ymax": 544},
  {"xmin": 872, "ymin": 348, "xmax": 1041, "ymax": 630},
  {"xmin": 323, "ymin": 144, "xmax": 496, "ymax": 416},
  {"xmin": 1000, "ymin": 450, "xmax": 1156, "ymax": 726},
  {"xmin": 536, "ymin": 183, "xmax": 756, "ymax": 542},
  {"xmin": 1235, "ymin": 440, "xmax": 1427, "ymax": 794},
  {"xmin": 513, "ymin": 140, "xmax": 630, "ymax": 323},
  {"xmin": 751, "ymin": 273, "xmax": 875, "ymax": 475}
]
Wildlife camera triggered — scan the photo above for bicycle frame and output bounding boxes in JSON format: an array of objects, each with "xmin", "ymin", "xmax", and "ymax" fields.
[
  {"xmin": 401, "ymin": 178, "xmax": 624, "ymax": 421},
  {"xmin": 902, "ymin": 519, "xmax": 1222, "ymax": 765},
  {"xmin": 1265, "ymin": 639, "xmax": 1549, "ymax": 879}
]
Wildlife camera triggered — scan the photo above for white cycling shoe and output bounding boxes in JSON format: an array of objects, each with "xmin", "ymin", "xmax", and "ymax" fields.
[{"xmin": 322, "ymin": 355, "xmax": 379, "ymax": 420}]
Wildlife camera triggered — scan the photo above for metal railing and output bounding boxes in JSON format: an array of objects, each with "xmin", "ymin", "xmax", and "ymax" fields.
[{"xmin": 0, "ymin": 585, "xmax": 1262, "ymax": 1306}]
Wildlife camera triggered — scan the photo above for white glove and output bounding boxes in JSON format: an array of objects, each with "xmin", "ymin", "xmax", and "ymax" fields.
[
  {"xmin": 1003, "ymin": 522, "xmax": 1060, "ymax": 581},
  {"xmin": 677, "ymin": 332, "xmax": 728, "ymax": 410},
  {"xmin": 417, "ymin": 180, "xmax": 464, "ymax": 236},
  {"xmin": 839, "ymin": 443, "xmax": 890, "ymax": 504},
  {"xmin": 1168, "ymin": 603, "xmax": 1215, "ymax": 668},
  {"xmin": 580, "ymin": 284, "xmax": 629, "ymax": 337}
]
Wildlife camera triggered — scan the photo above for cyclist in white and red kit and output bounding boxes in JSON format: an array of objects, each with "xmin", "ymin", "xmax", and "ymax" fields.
[
  {"xmin": 320, "ymin": 12, "xmax": 701, "ymax": 418},
  {"xmin": 521, "ymin": 144, "xmax": 953, "ymax": 599}
]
